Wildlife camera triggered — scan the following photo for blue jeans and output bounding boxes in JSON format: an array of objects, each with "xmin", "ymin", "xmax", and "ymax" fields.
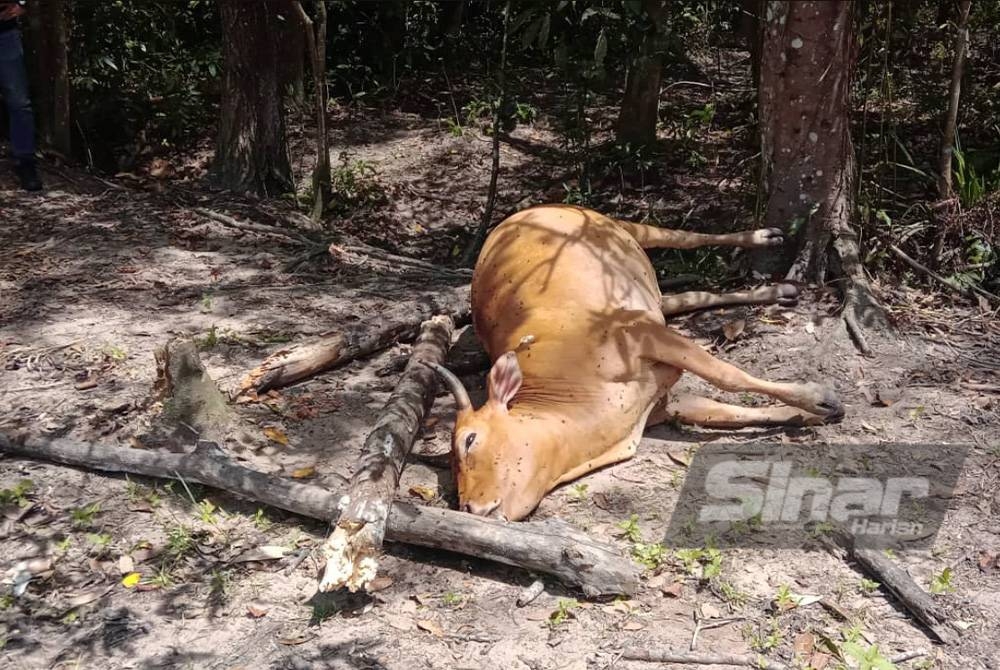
[{"xmin": 0, "ymin": 28, "xmax": 36, "ymax": 161}]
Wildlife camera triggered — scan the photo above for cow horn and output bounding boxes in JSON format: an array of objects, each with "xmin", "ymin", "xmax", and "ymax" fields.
[{"xmin": 421, "ymin": 360, "xmax": 471, "ymax": 410}]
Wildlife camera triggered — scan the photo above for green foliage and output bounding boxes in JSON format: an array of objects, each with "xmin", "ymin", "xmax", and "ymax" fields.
[
  {"xmin": 0, "ymin": 479, "xmax": 33, "ymax": 507},
  {"xmin": 329, "ymin": 153, "xmax": 386, "ymax": 214},
  {"xmin": 929, "ymin": 566, "xmax": 955, "ymax": 594}
]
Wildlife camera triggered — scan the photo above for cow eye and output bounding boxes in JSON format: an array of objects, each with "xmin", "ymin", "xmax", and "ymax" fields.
[{"xmin": 464, "ymin": 433, "xmax": 477, "ymax": 452}]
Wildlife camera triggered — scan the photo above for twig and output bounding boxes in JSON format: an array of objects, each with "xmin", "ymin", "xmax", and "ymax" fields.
[
  {"xmin": 891, "ymin": 650, "xmax": 929, "ymax": 664},
  {"xmin": 516, "ymin": 579, "xmax": 545, "ymax": 607},
  {"xmin": 622, "ymin": 648, "xmax": 786, "ymax": 669},
  {"xmin": 889, "ymin": 243, "xmax": 1000, "ymax": 305},
  {"xmin": 193, "ymin": 207, "xmax": 315, "ymax": 246}
]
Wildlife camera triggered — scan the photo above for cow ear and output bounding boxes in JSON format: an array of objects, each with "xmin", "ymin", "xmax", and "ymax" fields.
[{"xmin": 487, "ymin": 351, "xmax": 522, "ymax": 410}]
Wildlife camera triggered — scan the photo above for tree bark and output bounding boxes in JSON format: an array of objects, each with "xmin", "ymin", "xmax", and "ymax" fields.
[
  {"xmin": 293, "ymin": 0, "xmax": 331, "ymax": 222},
  {"xmin": 0, "ymin": 433, "xmax": 640, "ymax": 598},
  {"xmin": 22, "ymin": 0, "xmax": 71, "ymax": 157},
  {"xmin": 756, "ymin": 2, "xmax": 887, "ymax": 349},
  {"xmin": 936, "ymin": 0, "xmax": 972, "ymax": 200},
  {"xmin": 319, "ymin": 316, "xmax": 455, "ymax": 592},
  {"xmin": 213, "ymin": 0, "xmax": 294, "ymax": 196},
  {"xmin": 237, "ymin": 285, "xmax": 471, "ymax": 397},
  {"xmin": 616, "ymin": 0, "xmax": 669, "ymax": 147},
  {"xmin": 739, "ymin": 0, "xmax": 764, "ymax": 91}
]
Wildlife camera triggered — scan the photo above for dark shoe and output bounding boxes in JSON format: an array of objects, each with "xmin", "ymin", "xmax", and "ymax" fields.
[{"xmin": 14, "ymin": 159, "xmax": 42, "ymax": 192}]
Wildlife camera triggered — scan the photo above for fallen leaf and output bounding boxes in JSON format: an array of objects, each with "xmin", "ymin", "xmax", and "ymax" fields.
[
  {"xmin": 661, "ymin": 582, "xmax": 683, "ymax": 598},
  {"xmin": 65, "ymin": 584, "xmax": 114, "ymax": 609},
  {"xmin": 408, "ymin": 485, "xmax": 437, "ymax": 501},
  {"xmin": 875, "ymin": 387, "xmax": 903, "ymax": 407},
  {"xmin": 808, "ymin": 651, "xmax": 832, "ymax": 670},
  {"xmin": 247, "ymin": 603, "xmax": 269, "ymax": 618},
  {"xmin": 699, "ymin": 603, "xmax": 721, "ymax": 619},
  {"xmin": 263, "ymin": 426, "xmax": 289, "ymax": 446},
  {"xmin": 602, "ymin": 600, "xmax": 631, "ymax": 615},
  {"xmin": 290, "ymin": 466, "xmax": 315, "ymax": 479},
  {"xmin": 118, "ymin": 555, "xmax": 135, "ymax": 574},
  {"xmin": 385, "ymin": 614, "xmax": 414, "ymax": 631},
  {"xmin": 953, "ymin": 620, "xmax": 974, "ymax": 631},
  {"xmin": 366, "ymin": 576, "xmax": 394, "ymax": 592},
  {"xmin": 722, "ymin": 319, "xmax": 745, "ymax": 341},
  {"xmin": 416, "ymin": 619, "xmax": 445, "ymax": 637},
  {"xmin": 277, "ymin": 631, "xmax": 315, "ymax": 645},
  {"xmin": 121, "ymin": 572, "xmax": 141, "ymax": 588},
  {"xmin": 75, "ymin": 379, "xmax": 99, "ymax": 391},
  {"xmin": 621, "ymin": 620, "xmax": 644, "ymax": 631},
  {"xmin": 666, "ymin": 450, "xmax": 691, "ymax": 468},
  {"xmin": 804, "ymin": 321, "xmax": 816, "ymax": 335},
  {"xmin": 793, "ymin": 632, "xmax": 815, "ymax": 656},
  {"xmin": 977, "ymin": 550, "xmax": 999, "ymax": 574}
]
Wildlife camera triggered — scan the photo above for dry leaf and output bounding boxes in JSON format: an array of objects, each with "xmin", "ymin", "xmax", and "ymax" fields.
[
  {"xmin": 408, "ymin": 485, "xmax": 437, "ymax": 501},
  {"xmin": 793, "ymin": 632, "xmax": 815, "ymax": 656},
  {"xmin": 291, "ymin": 466, "xmax": 316, "ymax": 479},
  {"xmin": 722, "ymin": 319, "xmax": 745, "ymax": 341},
  {"xmin": 699, "ymin": 603, "xmax": 721, "ymax": 619},
  {"xmin": 875, "ymin": 387, "xmax": 903, "ymax": 407},
  {"xmin": 277, "ymin": 631, "xmax": 315, "ymax": 645},
  {"xmin": 602, "ymin": 600, "xmax": 631, "ymax": 615},
  {"xmin": 385, "ymin": 614, "xmax": 414, "ymax": 631},
  {"xmin": 621, "ymin": 620, "xmax": 644, "ymax": 631},
  {"xmin": 808, "ymin": 652, "xmax": 832, "ymax": 669},
  {"xmin": 977, "ymin": 550, "xmax": 999, "ymax": 574},
  {"xmin": 416, "ymin": 619, "xmax": 445, "ymax": 637},
  {"xmin": 121, "ymin": 572, "xmax": 141, "ymax": 588},
  {"xmin": 804, "ymin": 321, "xmax": 816, "ymax": 335},
  {"xmin": 247, "ymin": 603, "xmax": 269, "ymax": 618},
  {"xmin": 118, "ymin": 555, "xmax": 135, "ymax": 574},
  {"xmin": 666, "ymin": 450, "xmax": 691, "ymax": 468},
  {"xmin": 367, "ymin": 576, "xmax": 394, "ymax": 592},
  {"xmin": 661, "ymin": 582, "xmax": 683, "ymax": 598},
  {"xmin": 65, "ymin": 585, "xmax": 113, "ymax": 609},
  {"xmin": 263, "ymin": 426, "xmax": 289, "ymax": 446}
]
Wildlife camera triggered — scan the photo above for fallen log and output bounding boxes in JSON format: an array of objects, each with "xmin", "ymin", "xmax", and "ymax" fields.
[
  {"xmin": 319, "ymin": 315, "xmax": 455, "ymax": 593},
  {"xmin": 0, "ymin": 433, "xmax": 640, "ymax": 598},
  {"xmin": 238, "ymin": 285, "xmax": 471, "ymax": 397}
]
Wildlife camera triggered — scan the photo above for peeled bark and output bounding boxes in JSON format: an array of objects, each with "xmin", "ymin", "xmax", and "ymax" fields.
[
  {"xmin": 319, "ymin": 315, "xmax": 455, "ymax": 592},
  {"xmin": 936, "ymin": 0, "xmax": 972, "ymax": 200},
  {"xmin": 616, "ymin": 0, "xmax": 669, "ymax": 147},
  {"xmin": 213, "ymin": 0, "xmax": 293, "ymax": 196},
  {"xmin": 23, "ymin": 0, "xmax": 71, "ymax": 157}
]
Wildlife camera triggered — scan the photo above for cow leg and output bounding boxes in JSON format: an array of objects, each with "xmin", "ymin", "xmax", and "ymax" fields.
[
  {"xmin": 617, "ymin": 316, "xmax": 843, "ymax": 419},
  {"xmin": 613, "ymin": 217, "xmax": 785, "ymax": 250},
  {"xmin": 648, "ymin": 393, "xmax": 827, "ymax": 428},
  {"xmin": 660, "ymin": 284, "xmax": 799, "ymax": 317}
]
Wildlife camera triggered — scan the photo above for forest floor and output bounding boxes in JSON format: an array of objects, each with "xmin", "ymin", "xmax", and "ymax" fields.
[{"xmin": 2, "ymin": 54, "xmax": 1000, "ymax": 670}]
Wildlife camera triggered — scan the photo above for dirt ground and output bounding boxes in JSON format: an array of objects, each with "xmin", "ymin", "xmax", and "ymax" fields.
[{"xmin": 3, "ymin": 60, "xmax": 1000, "ymax": 670}]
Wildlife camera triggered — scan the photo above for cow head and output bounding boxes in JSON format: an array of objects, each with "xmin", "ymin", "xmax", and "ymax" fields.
[{"xmin": 424, "ymin": 352, "xmax": 536, "ymax": 522}]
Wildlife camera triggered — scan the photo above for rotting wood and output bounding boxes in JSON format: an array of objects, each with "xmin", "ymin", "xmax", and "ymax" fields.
[
  {"xmin": 849, "ymin": 545, "xmax": 958, "ymax": 645},
  {"xmin": 238, "ymin": 285, "xmax": 471, "ymax": 397},
  {"xmin": 319, "ymin": 315, "xmax": 455, "ymax": 593},
  {"xmin": 0, "ymin": 433, "xmax": 639, "ymax": 598},
  {"xmin": 622, "ymin": 648, "xmax": 788, "ymax": 668},
  {"xmin": 328, "ymin": 241, "xmax": 472, "ymax": 281},
  {"xmin": 149, "ymin": 338, "xmax": 234, "ymax": 444}
]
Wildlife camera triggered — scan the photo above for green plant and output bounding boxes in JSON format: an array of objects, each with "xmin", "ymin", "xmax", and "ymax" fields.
[
  {"xmin": 841, "ymin": 640, "xmax": 896, "ymax": 670},
  {"xmin": 675, "ymin": 546, "xmax": 722, "ymax": 580},
  {"xmin": 718, "ymin": 580, "xmax": 748, "ymax": 607},
  {"xmin": 0, "ymin": 479, "xmax": 33, "ymax": 507},
  {"xmin": 330, "ymin": 152, "xmax": 385, "ymax": 213},
  {"xmin": 547, "ymin": 598, "xmax": 579, "ymax": 627},
  {"xmin": 617, "ymin": 514, "xmax": 643, "ymax": 543},
  {"xmin": 252, "ymin": 508, "xmax": 273, "ymax": 531},
  {"xmin": 166, "ymin": 523, "xmax": 195, "ymax": 558},
  {"xmin": 567, "ymin": 483, "xmax": 589, "ymax": 501},
  {"xmin": 197, "ymin": 499, "xmax": 218, "ymax": 525},
  {"xmin": 929, "ymin": 567, "xmax": 955, "ymax": 594},
  {"xmin": 209, "ymin": 568, "xmax": 232, "ymax": 601},
  {"xmin": 859, "ymin": 578, "xmax": 880, "ymax": 595},
  {"xmin": 743, "ymin": 618, "xmax": 783, "ymax": 653},
  {"xmin": 632, "ymin": 542, "xmax": 668, "ymax": 569},
  {"xmin": 70, "ymin": 502, "xmax": 101, "ymax": 528},
  {"xmin": 441, "ymin": 591, "xmax": 464, "ymax": 607}
]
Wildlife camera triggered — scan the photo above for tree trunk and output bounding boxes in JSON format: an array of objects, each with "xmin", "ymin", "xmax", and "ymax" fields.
[
  {"xmin": 755, "ymin": 1, "xmax": 886, "ymax": 350},
  {"xmin": 616, "ymin": 0, "xmax": 669, "ymax": 147},
  {"xmin": 936, "ymin": 0, "xmax": 972, "ymax": 200},
  {"xmin": 277, "ymin": 3, "xmax": 307, "ymax": 103},
  {"xmin": 293, "ymin": 0, "xmax": 331, "ymax": 222},
  {"xmin": 739, "ymin": 0, "xmax": 764, "ymax": 91},
  {"xmin": 213, "ymin": 0, "xmax": 293, "ymax": 196},
  {"xmin": 22, "ymin": 0, "xmax": 71, "ymax": 157}
]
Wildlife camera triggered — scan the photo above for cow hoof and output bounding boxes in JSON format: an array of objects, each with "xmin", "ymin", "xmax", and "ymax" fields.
[
  {"xmin": 802, "ymin": 383, "xmax": 845, "ymax": 421},
  {"xmin": 776, "ymin": 283, "xmax": 799, "ymax": 307},
  {"xmin": 752, "ymin": 228, "xmax": 784, "ymax": 247}
]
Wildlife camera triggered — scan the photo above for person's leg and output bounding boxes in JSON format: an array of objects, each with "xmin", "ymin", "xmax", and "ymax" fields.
[{"xmin": 0, "ymin": 28, "xmax": 41, "ymax": 191}]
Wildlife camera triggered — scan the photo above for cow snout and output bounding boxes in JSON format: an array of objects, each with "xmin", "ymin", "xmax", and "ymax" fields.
[{"xmin": 463, "ymin": 499, "xmax": 502, "ymax": 518}]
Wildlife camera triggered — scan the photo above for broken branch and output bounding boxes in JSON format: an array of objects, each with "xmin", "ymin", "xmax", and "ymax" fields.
[
  {"xmin": 889, "ymin": 243, "xmax": 1000, "ymax": 305},
  {"xmin": 319, "ymin": 315, "xmax": 455, "ymax": 592},
  {"xmin": 238, "ymin": 285, "xmax": 470, "ymax": 396},
  {"xmin": 0, "ymin": 433, "xmax": 639, "ymax": 598}
]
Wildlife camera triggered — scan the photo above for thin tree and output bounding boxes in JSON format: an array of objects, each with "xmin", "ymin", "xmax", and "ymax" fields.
[
  {"xmin": 756, "ymin": 1, "xmax": 886, "ymax": 350},
  {"xmin": 294, "ymin": 0, "xmax": 331, "ymax": 222},
  {"xmin": 616, "ymin": 0, "xmax": 669, "ymax": 147},
  {"xmin": 213, "ymin": 0, "xmax": 293, "ymax": 196},
  {"xmin": 461, "ymin": 0, "xmax": 511, "ymax": 267},
  {"xmin": 23, "ymin": 0, "xmax": 71, "ymax": 157},
  {"xmin": 936, "ymin": 0, "xmax": 972, "ymax": 201}
]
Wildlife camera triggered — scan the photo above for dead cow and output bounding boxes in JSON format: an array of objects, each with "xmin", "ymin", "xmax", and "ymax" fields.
[{"xmin": 426, "ymin": 204, "xmax": 843, "ymax": 522}]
